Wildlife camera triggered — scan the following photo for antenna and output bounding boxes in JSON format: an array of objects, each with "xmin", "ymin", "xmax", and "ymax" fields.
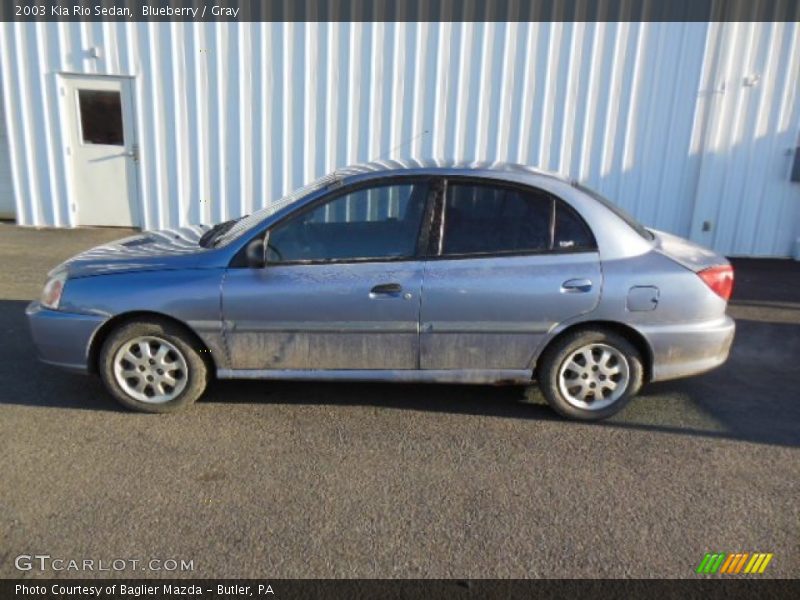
[{"xmin": 371, "ymin": 129, "xmax": 430, "ymax": 163}]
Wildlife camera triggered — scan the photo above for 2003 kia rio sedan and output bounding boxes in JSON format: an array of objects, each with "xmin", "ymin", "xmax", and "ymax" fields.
[{"xmin": 27, "ymin": 160, "xmax": 735, "ymax": 420}]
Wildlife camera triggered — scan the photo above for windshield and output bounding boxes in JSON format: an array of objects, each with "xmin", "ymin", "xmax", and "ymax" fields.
[
  {"xmin": 574, "ymin": 183, "xmax": 654, "ymax": 241},
  {"xmin": 211, "ymin": 172, "xmax": 342, "ymax": 247}
]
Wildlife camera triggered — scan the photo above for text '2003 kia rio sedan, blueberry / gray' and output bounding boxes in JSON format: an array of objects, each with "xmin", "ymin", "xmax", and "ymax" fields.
[{"xmin": 27, "ymin": 160, "xmax": 735, "ymax": 420}]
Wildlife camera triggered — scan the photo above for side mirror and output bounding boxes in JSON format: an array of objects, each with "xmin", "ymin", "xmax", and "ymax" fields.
[{"xmin": 245, "ymin": 237, "xmax": 266, "ymax": 268}]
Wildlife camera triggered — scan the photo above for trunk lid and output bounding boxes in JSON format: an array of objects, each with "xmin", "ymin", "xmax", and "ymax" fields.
[{"xmin": 651, "ymin": 229, "xmax": 729, "ymax": 272}]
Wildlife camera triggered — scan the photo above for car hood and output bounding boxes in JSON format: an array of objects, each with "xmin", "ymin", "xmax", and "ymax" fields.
[
  {"xmin": 651, "ymin": 229, "xmax": 728, "ymax": 272},
  {"xmin": 56, "ymin": 226, "xmax": 213, "ymax": 279}
]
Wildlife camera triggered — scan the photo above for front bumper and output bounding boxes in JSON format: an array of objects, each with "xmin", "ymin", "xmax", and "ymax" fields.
[
  {"xmin": 26, "ymin": 302, "xmax": 107, "ymax": 373},
  {"xmin": 641, "ymin": 315, "xmax": 736, "ymax": 382}
]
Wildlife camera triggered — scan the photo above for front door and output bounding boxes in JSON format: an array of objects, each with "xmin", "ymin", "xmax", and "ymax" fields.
[
  {"xmin": 222, "ymin": 179, "xmax": 431, "ymax": 371},
  {"xmin": 420, "ymin": 179, "xmax": 602, "ymax": 370},
  {"xmin": 61, "ymin": 75, "xmax": 139, "ymax": 227}
]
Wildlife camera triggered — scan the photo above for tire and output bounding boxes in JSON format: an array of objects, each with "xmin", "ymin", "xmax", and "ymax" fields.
[
  {"xmin": 98, "ymin": 319, "xmax": 209, "ymax": 413},
  {"xmin": 535, "ymin": 328, "xmax": 644, "ymax": 421}
]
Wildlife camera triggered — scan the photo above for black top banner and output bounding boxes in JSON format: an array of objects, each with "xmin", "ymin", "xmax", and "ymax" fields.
[{"xmin": 2, "ymin": 0, "xmax": 800, "ymax": 22}]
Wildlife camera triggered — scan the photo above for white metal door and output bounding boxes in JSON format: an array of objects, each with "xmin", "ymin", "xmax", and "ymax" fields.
[
  {"xmin": 689, "ymin": 22, "xmax": 800, "ymax": 257},
  {"xmin": 62, "ymin": 75, "xmax": 139, "ymax": 227}
]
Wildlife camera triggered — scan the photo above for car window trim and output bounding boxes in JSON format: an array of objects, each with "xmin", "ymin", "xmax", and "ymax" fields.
[
  {"xmin": 424, "ymin": 176, "xmax": 446, "ymax": 257},
  {"xmin": 415, "ymin": 177, "xmax": 443, "ymax": 258},
  {"xmin": 423, "ymin": 247, "xmax": 600, "ymax": 262},
  {"xmin": 234, "ymin": 175, "xmax": 436, "ymax": 268},
  {"xmin": 428, "ymin": 175, "xmax": 598, "ymax": 259}
]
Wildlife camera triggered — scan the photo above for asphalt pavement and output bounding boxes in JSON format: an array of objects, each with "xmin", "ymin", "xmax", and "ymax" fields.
[{"xmin": 0, "ymin": 224, "xmax": 798, "ymax": 578}]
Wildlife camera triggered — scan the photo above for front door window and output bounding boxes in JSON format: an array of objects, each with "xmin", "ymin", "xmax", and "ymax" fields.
[{"xmin": 267, "ymin": 183, "xmax": 428, "ymax": 263}]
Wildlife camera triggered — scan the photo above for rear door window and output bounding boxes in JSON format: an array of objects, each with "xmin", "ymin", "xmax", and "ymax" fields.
[
  {"xmin": 441, "ymin": 183, "xmax": 552, "ymax": 256},
  {"xmin": 439, "ymin": 181, "xmax": 596, "ymax": 257}
]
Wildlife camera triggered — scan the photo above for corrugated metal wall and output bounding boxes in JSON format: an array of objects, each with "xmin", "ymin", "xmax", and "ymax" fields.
[
  {"xmin": 689, "ymin": 21, "xmax": 800, "ymax": 257},
  {"xmin": 1, "ymin": 21, "xmax": 798, "ymax": 255},
  {"xmin": 0, "ymin": 78, "xmax": 15, "ymax": 218}
]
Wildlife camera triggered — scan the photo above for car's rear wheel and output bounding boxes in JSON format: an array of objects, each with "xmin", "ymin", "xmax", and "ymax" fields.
[
  {"xmin": 536, "ymin": 329, "xmax": 644, "ymax": 421},
  {"xmin": 98, "ymin": 319, "xmax": 208, "ymax": 413}
]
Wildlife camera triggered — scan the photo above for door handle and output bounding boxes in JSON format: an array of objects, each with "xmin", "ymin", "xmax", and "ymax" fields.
[
  {"xmin": 561, "ymin": 278, "xmax": 593, "ymax": 293},
  {"xmin": 370, "ymin": 283, "xmax": 403, "ymax": 296}
]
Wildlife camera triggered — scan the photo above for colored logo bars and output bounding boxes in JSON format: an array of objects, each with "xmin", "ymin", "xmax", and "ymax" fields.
[{"xmin": 696, "ymin": 552, "xmax": 774, "ymax": 574}]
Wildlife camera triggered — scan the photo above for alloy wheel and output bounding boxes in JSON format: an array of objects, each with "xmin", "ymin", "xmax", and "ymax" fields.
[
  {"xmin": 557, "ymin": 343, "xmax": 631, "ymax": 410},
  {"xmin": 112, "ymin": 336, "xmax": 189, "ymax": 404}
]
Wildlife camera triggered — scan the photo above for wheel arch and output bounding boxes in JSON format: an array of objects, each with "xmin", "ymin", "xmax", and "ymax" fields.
[
  {"xmin": 88, "ymin": 311, "xmax": 216, "ymax": 374},
  {"xmin": 534, "ymin": 320, "xmax": 654, "ymax": 382}
]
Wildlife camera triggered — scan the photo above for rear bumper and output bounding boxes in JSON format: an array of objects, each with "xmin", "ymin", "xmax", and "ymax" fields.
[
  {"xmin": 641, "ymin": 316, "xmax": 735, "ymax": 382},
  {"xmin": 26, "ymin": 302, "xmax": 107, "ymax": 373}
]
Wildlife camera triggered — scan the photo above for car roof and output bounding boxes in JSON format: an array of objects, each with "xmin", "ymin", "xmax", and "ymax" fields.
[
  {"xmin": 334, "ymin": 158, "xmax": 574, "ymax": 187},
  {"xmin": 328, "ymin": 158, "xmax": 654, "ymax": 261},
  {"xmin": 216, "ymin": 158, "xmax": 654, "ymax": 263}
]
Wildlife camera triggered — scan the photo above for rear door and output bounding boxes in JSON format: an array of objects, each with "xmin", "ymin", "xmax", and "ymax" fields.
[{"xmin": 420, "ymin": 178, "xmax": 602, "ymax": 370}]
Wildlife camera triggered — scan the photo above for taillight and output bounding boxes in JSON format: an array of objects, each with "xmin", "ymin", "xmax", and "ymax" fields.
[{"xmin": 698, "ymin": 265, "xmax": 734, "ymax": 301}]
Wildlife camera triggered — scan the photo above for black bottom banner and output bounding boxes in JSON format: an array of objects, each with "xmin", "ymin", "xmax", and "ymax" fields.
[{"xmin": 3, "ymin": 579, "xmax": 799, "ymax": 600}]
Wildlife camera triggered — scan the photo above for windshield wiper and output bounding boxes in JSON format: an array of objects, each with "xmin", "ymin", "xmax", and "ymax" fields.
[{"xmin": 198, "ymin": 219, "xmax": 237, "ymax": 248}]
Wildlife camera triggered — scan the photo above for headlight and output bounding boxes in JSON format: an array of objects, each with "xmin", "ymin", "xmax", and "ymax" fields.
[{"xmin": 41, "ymin": 271, "xmax": 67, "ymax": 309}]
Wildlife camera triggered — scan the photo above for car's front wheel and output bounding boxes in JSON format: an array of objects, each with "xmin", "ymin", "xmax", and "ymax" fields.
[
  {"xmin": 98, "ymin": 319, "xmax": 209, "ymax": 413},
  {"xmin": 536, "ymin": 328, "xmax": 644, "ymax": 421}
]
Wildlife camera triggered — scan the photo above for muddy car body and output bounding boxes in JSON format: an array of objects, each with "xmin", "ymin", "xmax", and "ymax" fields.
[{"xmin": 27, "ymin": 160, "xmax": 735, "ymax": 419}]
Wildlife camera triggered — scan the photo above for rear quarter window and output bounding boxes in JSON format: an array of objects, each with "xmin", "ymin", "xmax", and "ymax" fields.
[{"xmin": 554, "ymin": 202, "xmax": 596, "ymax": 251}]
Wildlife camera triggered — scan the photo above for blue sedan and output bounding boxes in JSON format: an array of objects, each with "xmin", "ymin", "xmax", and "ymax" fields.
[{"xmin": 27, "ymin": 160, "xmax": 735, "ymax": 420}]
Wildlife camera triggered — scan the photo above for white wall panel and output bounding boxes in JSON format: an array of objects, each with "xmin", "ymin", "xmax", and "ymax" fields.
[
  {"xmin": 690, "ymin": 21, "xmax": 800, "ymax": 256},
  {"xmin": 0, "ymin": 21, "xmax": 798, "ymax": 256},
  {"xmin": 0, "ymin": 77, "xmax": 16, "ymax": 218}
]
